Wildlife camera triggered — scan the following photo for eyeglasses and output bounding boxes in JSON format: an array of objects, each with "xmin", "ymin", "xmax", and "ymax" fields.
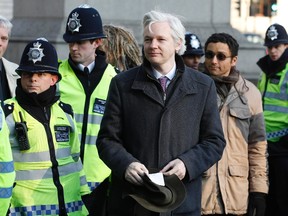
[{"xmin": 205, "ymin": 51, "xmax": 232, "ymax": 61}]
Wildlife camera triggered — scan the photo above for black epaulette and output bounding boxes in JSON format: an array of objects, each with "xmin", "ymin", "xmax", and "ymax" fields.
[
  {"xmin": 58, "ymin": 101, "xmax": 74, "ymax": 118},
  {"xmin": 114, "ymin": 67, "xmax": 121, "ymax": 74},
  {"xmin": 3, "ymin": 103, "xmax": 14, "ymax": 117}
]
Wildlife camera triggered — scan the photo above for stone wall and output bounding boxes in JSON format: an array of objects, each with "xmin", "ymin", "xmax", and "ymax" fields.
[{"xmin": 4, "ymin": 0, "xmax": 264, "ymax": 83}]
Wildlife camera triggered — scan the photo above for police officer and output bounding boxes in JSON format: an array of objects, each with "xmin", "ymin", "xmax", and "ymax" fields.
[
  {"xmin": 5, "ymin": 38, "xmax": 90, "ymax": 216},
  {"xmin": 59, "ymin": 4, "xmax": 117, "ymax": 215},
  {"xmin": 0, "ymin": 104, "xmax": 15, "ymax": 215},
  {"xmin": 257, "ymin": 23, "xmax": 288, "ymax": 216},
  {"xmin": 181, "ymin": 32, "xmax": 204, "ymax": 70}
]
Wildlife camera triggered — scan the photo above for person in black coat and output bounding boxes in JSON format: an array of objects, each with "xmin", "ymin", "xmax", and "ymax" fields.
[{"xmin": 96, "ymin": 10, "xmax": 226, "ymax": 216}]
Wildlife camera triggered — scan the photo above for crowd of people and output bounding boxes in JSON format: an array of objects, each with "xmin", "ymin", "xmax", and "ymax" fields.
[{"xmin": 0, "ymin": 3, "xmax": 287, "ymax": 216}]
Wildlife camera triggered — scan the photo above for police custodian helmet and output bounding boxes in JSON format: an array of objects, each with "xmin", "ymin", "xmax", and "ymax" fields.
[
  {"xmin": 63, "ymin": 4, "xmax": 106, "ymax": 43},
  {"xmin": 16, "ymin": 38, "xmax": 62, "ymax": 82},
  {"xmin": 264, "ymin": 23, "xmax": 288, "ymax": 47},
  {"xmin": 182, "ymin": 33, "xmax": 204, "ymax": 57}
]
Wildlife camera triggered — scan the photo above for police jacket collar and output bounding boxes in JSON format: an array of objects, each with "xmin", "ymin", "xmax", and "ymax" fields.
[{"xmin": 257, "ymin": 48, "xmax": 288, "ymax": 76}]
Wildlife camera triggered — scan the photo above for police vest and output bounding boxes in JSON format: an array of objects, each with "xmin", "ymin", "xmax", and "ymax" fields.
[
  {"xmin": 59, "ymin": 60, "xmax": 116, "ymax": 191},
  {"xmin": 258, "ymin": 63, "xmax": 288, "ymax": 142},
  {"xmin": 0, "ymin": 105, "xmax": 15, "ymax": 216},
  {"xmin": 5, "ymin": 98, "xmax": 90, "ymax": 216}
]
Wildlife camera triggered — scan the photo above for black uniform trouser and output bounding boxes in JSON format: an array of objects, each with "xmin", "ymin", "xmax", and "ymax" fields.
[
  {"xmin": 82, "ymin": 178, "xmax": 109, "ymax": 216},
  {"xmin": 265, "ymin": 156, "xmax": 288, "ymax": 216}
]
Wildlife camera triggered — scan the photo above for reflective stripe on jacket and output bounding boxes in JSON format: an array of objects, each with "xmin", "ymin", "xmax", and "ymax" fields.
[
  {"xmin": 0, "ymin": 105, "xmax": 15, "ymax": 216},
  {"xmin": 5, "ymin": 98, "xmax": 90, "ymax": 216},
  {"xmin": 257, "ymin": 64, "xmax": 288, "ymax": 142},
  {"xmin": 59, "ymin": 60, "xmax": 116, "ymax": 190}
]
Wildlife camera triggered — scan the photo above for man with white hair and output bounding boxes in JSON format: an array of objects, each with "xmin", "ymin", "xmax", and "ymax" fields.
[{"xmin": 97, "ymin": 10, "xmax": 226, "ymax": 215}]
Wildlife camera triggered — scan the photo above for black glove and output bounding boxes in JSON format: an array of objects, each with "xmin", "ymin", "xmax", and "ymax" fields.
[{"xmin": 247, "ymin": 192, "xmax": 266, "ymax": 216}]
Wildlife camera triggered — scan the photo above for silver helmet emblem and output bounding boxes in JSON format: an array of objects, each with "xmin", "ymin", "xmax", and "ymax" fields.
[
  {"xmin": 190, "ymin": 35, "xmax": 200, "ymax": 49},
  {"xmin": 27, "ymin": 41, "xmax": 45, "ymax": 63},
  {"xmin": 67, "ymin": 12, "xmax": 82, "ymax": 33},
  {"xmin": 267, "ymin": 25, "xmax": 278, "ymax": 41}
]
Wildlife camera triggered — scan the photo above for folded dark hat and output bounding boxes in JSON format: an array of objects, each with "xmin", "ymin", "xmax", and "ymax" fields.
[{"xmin": 124, "ymin": 173, "xmax": 186, "ymax": 213}]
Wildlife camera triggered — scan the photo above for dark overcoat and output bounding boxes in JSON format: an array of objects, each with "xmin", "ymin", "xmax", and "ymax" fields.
[{"xmin": 97, "ymin": 55, "xmax": 226, "ymax": 216}]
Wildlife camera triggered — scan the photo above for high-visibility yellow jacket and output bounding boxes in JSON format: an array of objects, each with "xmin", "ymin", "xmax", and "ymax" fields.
[
  {"xmin": 258, "ymin": 63, "xmax": 288, "ymax": 144},
  {"xmin": 59, "ymin": 59, "xmax": 116, "ymax": 191},
  {"xmin": 0, "ymin": 105, "xmax": 15, "ymax": 216},
  {"xmin": 5, "ymin": 98, "xmax": 90, "ymax": 216}
]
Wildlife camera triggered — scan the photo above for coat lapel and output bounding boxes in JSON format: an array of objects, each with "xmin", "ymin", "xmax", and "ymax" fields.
[
  {"xmin": 132, "ymin": 73, "xmax": 163, "ymax": 105},
  {"xmin": 165, "ymin": 70, "xmax": 198, "ymax": 109},
  {"xmin": 224, "ymin": 76, "xmax": 248, "ymax": 106}
]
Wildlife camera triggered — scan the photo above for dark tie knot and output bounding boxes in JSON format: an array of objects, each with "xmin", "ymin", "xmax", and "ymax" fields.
[{"xmin": 84, "ymin": 67, "xmax": 89, "ymax": 74}]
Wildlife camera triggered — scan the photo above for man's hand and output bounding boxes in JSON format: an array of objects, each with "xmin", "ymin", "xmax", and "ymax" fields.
[
  {"xmin": 247, "ymin": 192, "xmax": 266, "ymax": 216},
  {"xmin": 160, "ymin": 158, "xmax": 186, "ymax": 180},
  {"xmin": 124, "ymin": 162, "xmax": 149, "ymax": 185}
]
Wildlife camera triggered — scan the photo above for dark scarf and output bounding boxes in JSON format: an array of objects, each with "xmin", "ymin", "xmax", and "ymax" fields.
[
  {"xmin": 257, "ymin": 48, "xmax": 288, "ymax": 77},
  {"xmin": 15, "ymin": 79, "xmax": 59, "ymax": 122},
  {"xmin": 204, "ymin": 67, "xmax": 240, "ymax": 110}
]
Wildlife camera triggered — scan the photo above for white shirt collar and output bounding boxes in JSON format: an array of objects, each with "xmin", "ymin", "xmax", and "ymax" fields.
[
  {"xmin": 78, "ymin": 62, "xmax": 95, "ymax": 73},
  {"xmin": 153, "ymin": 63, "xmax": 176, "ymax": 80}
]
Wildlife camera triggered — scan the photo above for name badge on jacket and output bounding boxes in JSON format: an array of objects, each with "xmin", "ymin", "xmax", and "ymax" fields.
[
  {"xmin": 270, "ymin": 75, "xmax": 281, "ymax": 85},
  {"xmin": 55, "ymin": 126, "xmax": 70, "ymax": 142},
  {"xmin": 93, "ymin": 98, "xmax": 106, "ymax": 114}
]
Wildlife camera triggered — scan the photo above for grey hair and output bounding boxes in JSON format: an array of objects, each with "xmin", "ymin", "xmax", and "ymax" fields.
[
  {"xmin": 142, "ymin": 10, "xmax": 186, "ymax": 55},
  {"xmin": 0, "ymin": 15, "xmax": 13, "ymax": 36}
]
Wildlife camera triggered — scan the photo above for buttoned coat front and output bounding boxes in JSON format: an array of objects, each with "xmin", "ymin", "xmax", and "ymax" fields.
[{"xmin": 97, "ymin": 55, "xmax": 226, "ymax": 216}]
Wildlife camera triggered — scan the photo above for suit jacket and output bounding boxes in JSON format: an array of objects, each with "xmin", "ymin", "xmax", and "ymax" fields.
[
  {"xmin": 2, "ymin": 57, "xmax": 19, "ymax": 98},
  {"xmin": 97, "ymin": 55, "xmax": 226, "ymax": 216}
]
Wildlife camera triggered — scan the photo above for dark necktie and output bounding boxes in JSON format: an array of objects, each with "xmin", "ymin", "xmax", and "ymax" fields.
[
  {"xmin": 84, "ymin": 67, "xmax": 89, "ymax": 75},
  {"xmin": 159, "ymin": 76, "xmax": 168, "ymax": 92}
]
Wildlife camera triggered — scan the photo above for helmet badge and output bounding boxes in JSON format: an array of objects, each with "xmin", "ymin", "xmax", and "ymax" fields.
[
  {"xmin": 190, "ymin": 35, "xmax": 200, "ymax": 49},
  {"xmin": 67, "ymin": 12, "xmax": 82, "ymax": 33},
  {"xmin": 267, "ymin": 25, "xmax": 278, "ymax": 41},
  {"xmin": 27, "ymin": 41, "xmax": 45, "ymax": 63}
]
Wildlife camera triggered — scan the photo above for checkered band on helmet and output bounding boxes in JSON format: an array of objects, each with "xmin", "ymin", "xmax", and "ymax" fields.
[
  {"xmin": 264, "ymin": 23, "xmax": 288, "ymax": 47},
  {"xmin": 63, "ymin": 4, "xmax": 106, "ymax": 43}
]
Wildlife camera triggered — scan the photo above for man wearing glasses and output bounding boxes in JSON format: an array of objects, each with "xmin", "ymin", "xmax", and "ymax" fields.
[{"xmin": 201, "ymin": 33, "xmax": 269, "ymax": 216}]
